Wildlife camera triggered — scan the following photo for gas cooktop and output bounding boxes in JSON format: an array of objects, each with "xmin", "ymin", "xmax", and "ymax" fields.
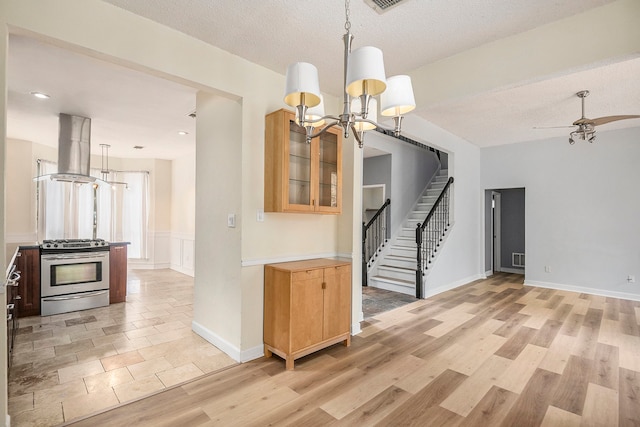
[{"xmin": 41, "ymin": 239, "xmax": 109, "ymax": 250}]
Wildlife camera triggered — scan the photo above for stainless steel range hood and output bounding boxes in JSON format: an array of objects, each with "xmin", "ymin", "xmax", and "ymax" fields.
[
  {"xmin": 36, "ymin": 113, "xmax": 98, "ymax": 184},
  {"xmin": 56, "ymin": 114, "xmax": 94, "ymax": 182}
]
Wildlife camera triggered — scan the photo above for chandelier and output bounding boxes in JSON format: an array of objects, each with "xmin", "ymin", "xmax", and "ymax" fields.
[
  {"xmin": 99, "ymin": 144, "xmax": 129, "ymax": 190},
  {"xmin": 283, "ymin": 0, "xmax": 416, "ymax": 148}
]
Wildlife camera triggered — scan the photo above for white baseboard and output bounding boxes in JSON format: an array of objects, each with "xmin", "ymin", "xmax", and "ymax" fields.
[
  {"xmin": 240, "ymin": 344, "xmax": 266, "ymax": 363},
  {"xmin": 484, "ymin": 270, "xmax": 493, "ymax": 278},
  {"xmin": 498, "ymin": 267, "xmax": 525, "ymax": 274},
  {"xmin": 423, "ymin": 274, "xmax": 484, "ymax": 299},
  {"xmin": 191, "ymin": 321, "xmax": 264, "ymax": 363},
  {"xmin": 128, "ymin": 260, "xmax": 171, "ymax": 270},
  {"xmin": 525, "ymin": 280, "xmax": 640, "ymax": 302},
  {"xmin": 351, "ymin": 321, "xmax": 362, "ymax": 336}
]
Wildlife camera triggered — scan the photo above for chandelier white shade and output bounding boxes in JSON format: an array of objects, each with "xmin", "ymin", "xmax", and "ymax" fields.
[
  {"xmin": 381, "ymin": 75, "xmax": 416, "ymax": 117},
  {"xmin": 346, "ymin": 46, "xmax": 387, "ymax": 97},
  {"xmin": 284, "ymin": 62, "xmax": 321, "ymax": 108}
]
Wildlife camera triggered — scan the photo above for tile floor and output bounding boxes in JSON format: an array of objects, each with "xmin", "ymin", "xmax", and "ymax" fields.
[
  {"xmin": 362, "ymin": 285, "xmax": 417, "ymax": 318},
  {"xmin": 8, "ymin": 269, "xmax": 237, "ymax": 426}
]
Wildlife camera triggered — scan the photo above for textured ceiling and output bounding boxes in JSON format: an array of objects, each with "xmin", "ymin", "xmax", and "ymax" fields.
[
  {"xmin": 100, "ymin": 0, "xmax": 615, "ymax": 97},
  {"xmin": 6, "ymin": 0, "xmax": 640, "ymax": 159}
]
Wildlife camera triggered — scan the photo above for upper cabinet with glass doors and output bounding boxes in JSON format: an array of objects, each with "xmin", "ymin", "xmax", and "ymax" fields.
[{"xmin": 264, "ymin": 109, "xmax": 342, "ymax": 214}]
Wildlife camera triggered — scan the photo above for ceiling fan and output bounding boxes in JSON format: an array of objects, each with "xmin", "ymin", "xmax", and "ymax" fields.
[{"xmin": 562, "ymin": 90, "xmax": 640, "ymax": 144}]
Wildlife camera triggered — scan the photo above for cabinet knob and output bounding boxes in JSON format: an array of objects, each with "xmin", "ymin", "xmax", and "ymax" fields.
[{"xmin": 322, "ymin": 282, "xmax": 326, "ymax": 289}]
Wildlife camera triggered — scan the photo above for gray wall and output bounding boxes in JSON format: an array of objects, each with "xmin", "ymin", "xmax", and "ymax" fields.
[
  {"xmin": 482, "ymin": 127, "xmax": 640, "ymax": 297},
  {"xmin": 363, "ymin": 154, "xmax": 392, "ymax": 201},
  {"xmin": 364, "ymin": 132, "xmax": 441, "ymax": 237}
]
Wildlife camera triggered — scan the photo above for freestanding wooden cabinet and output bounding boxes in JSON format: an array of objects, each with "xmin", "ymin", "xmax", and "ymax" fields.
[
  {"xmin": 264, "ymin": 109, "xmax": 342, "ymax": 214},
  {"xmin": 109, "ymin": 244, "xmax": 128, "ymax": 304},
  {"xmin": 264, "ymin": 258, "xmax": 351, "ymax": 370}
]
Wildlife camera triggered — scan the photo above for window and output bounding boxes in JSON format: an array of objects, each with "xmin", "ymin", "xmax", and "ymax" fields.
[{"xmin": 37, "ymin": 160, "xmax": 149, "ymax": 259}]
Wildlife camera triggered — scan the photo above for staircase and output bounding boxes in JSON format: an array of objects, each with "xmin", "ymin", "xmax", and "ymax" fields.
[{"xmin": 368, "ymin": 169, "xmax": 449, "ymax": 295}]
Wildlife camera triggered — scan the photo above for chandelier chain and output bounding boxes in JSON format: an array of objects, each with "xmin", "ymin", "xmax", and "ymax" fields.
[{"xmin": 344, "ymin": 0, "xmax": 351, "ymax": 31}]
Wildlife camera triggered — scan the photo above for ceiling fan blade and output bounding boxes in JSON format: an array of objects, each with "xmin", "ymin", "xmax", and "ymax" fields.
[
  {"xmin": 533, "ymin": 125, "xmax": 574, "ymax": 129},
  {"xmin": 590, "ymin": 115, "xmax": 640, "ymax": 126}
]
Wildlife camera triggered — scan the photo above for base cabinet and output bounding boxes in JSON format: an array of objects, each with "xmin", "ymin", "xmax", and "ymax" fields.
[
  {"xmin": 15, "ymin": 248, "xmax": 41, "ymax": 317},
  {"xmin": 264, "ymin": 258, "xmax": 351, "ymax": 370},
  {"xmin": 109, "ymin": 244, "xmax": 127, "ymax": 303}
]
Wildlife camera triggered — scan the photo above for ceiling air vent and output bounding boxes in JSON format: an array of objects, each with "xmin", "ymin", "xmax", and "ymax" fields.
[{"xmin": 364, "ymin": 0, "xmax": 407, "ymax": 14}]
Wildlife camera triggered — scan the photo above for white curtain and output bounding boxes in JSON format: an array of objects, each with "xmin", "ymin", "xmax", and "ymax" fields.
[
  {"xmin": 37, "ymin": 160, "xmax": 149, "ymax": 259},
  {"xmin": 114, "ymin": 171, "xmax": 149, "ymax": 259}
]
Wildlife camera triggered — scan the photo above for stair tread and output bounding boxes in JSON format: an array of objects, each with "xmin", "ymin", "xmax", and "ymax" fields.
[
  {"xmin": 385, "ymin": 256, "xmax": 414, "ymax": 262},
  {"xmin": 379, "ymin": 264, "xmax": 416, "ymax": 271},
  {"xmin": 371, "ymin": 275, "xmax": 415, "ymax": 286}
]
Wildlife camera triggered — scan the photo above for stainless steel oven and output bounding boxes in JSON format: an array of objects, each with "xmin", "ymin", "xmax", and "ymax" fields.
[{"xmin": 40, "ymin": 239, "xmax": 110, "ymax": 316}]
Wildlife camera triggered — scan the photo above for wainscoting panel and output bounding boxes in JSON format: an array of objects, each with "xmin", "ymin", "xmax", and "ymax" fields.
[{"xmin": 170, "ymin": 233, "xmax": 195, "ymax": 277}]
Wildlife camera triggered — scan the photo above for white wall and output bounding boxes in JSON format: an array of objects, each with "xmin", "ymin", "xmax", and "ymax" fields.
[
  {"xmin": 170, "ymin": 152, "xmax": 195, "ymax": 276},
  {"xmin": 482, "ymin": 127, "xmax": 640, "ymax": 300}
]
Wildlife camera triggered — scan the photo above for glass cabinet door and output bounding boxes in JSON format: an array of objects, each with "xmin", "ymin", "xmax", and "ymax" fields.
[
  {"xmin": 264, "ymin": 109, "xmax": 342, "ymax": 214},
  {"xmin": 288, "ymin": 121, "xmax": 311, "ymax": 206},
  {"xmin": 317, "ymin": 130, "xmax": 340, "ymax": 211}
]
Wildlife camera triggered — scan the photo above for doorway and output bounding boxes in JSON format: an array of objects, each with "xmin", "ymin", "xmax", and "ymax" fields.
[{"xmin": 485, "ymin": 188, "xmax": 526, "ymax": 275}]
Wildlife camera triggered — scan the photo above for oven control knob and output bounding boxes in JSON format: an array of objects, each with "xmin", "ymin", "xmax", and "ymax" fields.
[{"xmin": 53, "ymin": 244, "xmax": 58, "ymax": 248}]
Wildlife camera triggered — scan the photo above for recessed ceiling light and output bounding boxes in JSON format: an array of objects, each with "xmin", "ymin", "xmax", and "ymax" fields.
[
  {"xmin": 177, "ymin": 131, "xmax": 189, "ymax": 136},
  {"xmin": 133, "ymin": 145, "xmax": 144, "ymax": 150},
  {"xmin": 30, "ymin": 91, "xmax": 50, "ymax": 99}
]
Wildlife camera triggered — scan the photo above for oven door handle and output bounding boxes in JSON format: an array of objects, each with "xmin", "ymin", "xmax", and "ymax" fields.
[
  {"xmin": 42, "ymin": 290, "xmax": 109, "ymax": 301},
  {"xmin": 42, "ymin": 253, "xmax": 108, "ymax": 261}
]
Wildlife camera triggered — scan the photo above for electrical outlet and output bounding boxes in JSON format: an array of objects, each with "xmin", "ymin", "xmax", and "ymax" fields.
[
  {"xmin": 257, "ymin": 209, "xmax": 264, "ymax": 222},
  {"xmin": 628, "ymin": 275, "xmax": 636, "ymax": 283},
  {"xmin": 545, "ymin": 266, "xmax": 551, "ymax": 273}
]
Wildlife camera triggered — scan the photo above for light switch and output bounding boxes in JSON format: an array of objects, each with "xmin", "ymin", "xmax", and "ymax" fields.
[
  {"xmin": 257, "ymin": 209, "xmax": 264, "ymax": 222},
  {"xmin": 227, "ymin": 213, "xmax": 236, "ymax": 228}
]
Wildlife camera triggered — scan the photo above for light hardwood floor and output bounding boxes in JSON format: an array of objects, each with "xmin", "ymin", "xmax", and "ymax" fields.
[{"xmin": 66, "ymin": 273, "xmax": 640, "ymax": 426}]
